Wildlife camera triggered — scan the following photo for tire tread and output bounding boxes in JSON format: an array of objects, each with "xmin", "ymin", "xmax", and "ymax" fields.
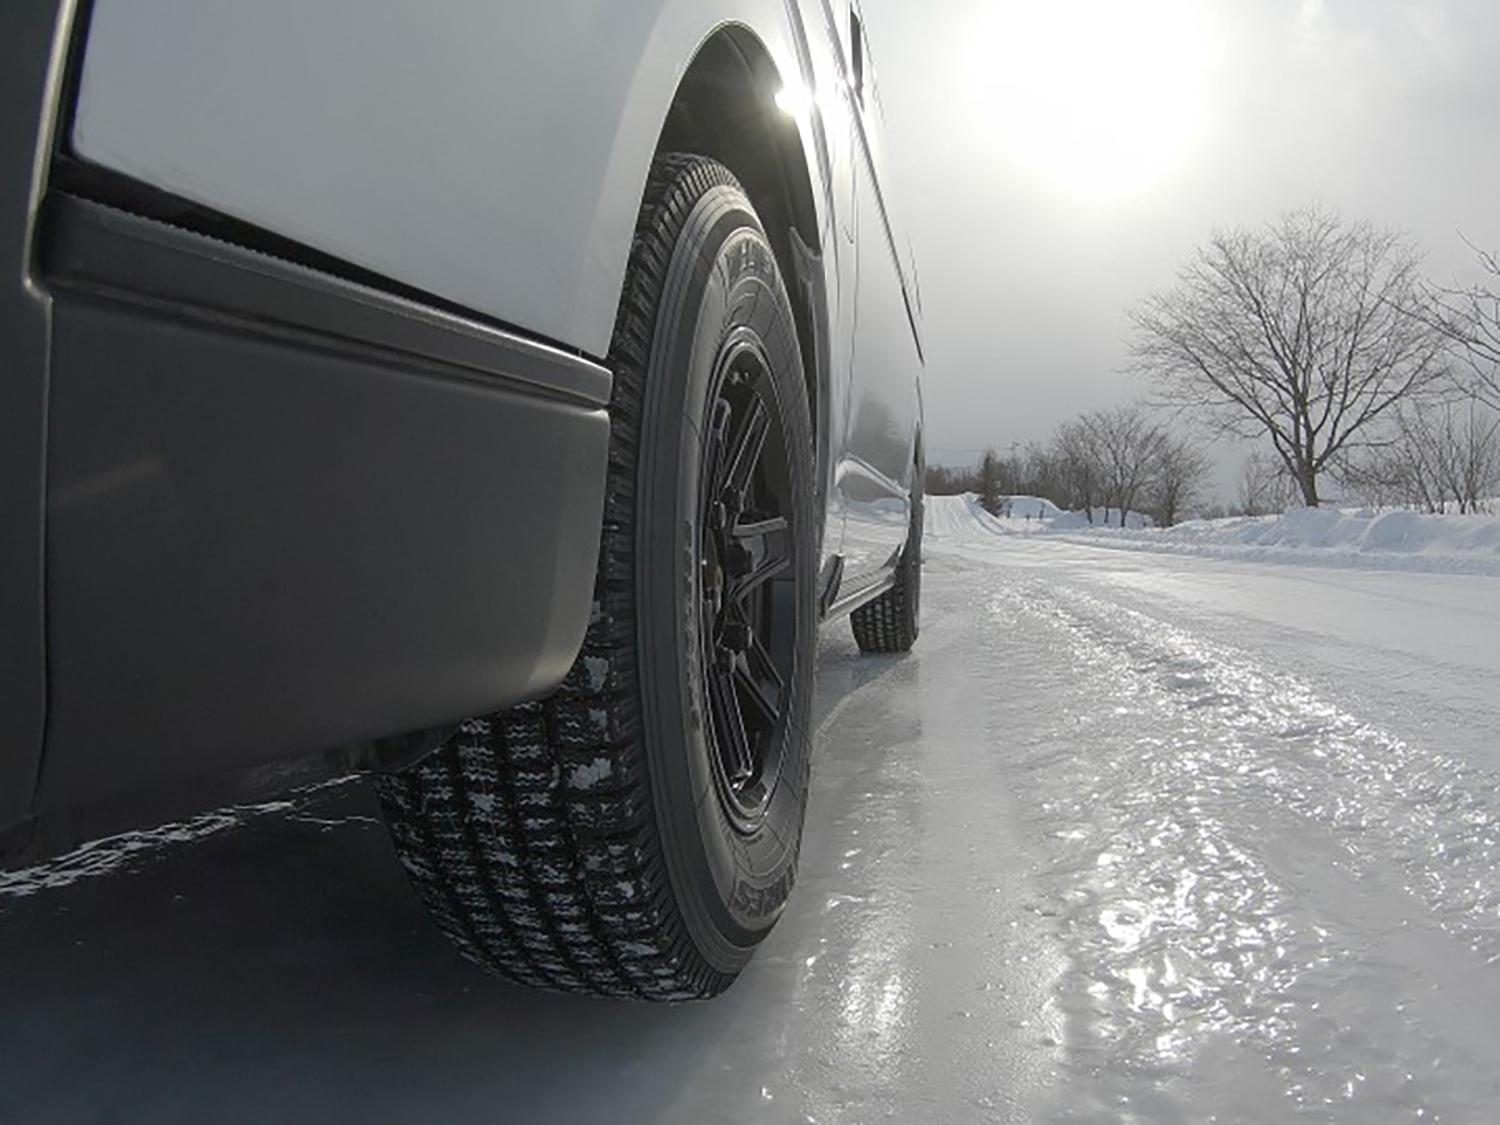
[
  {"xmin": 850, "ymin": 489, "xmax": 922, "ymax": 654},
  {"xmin": 377, "ymin": 154, "xmax": 750, "ymax": 1001}
]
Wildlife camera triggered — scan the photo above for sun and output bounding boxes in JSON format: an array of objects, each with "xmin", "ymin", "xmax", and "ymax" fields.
[{"xmin": 960, "ymin": 0, "xmax": 1216, "ymax": 202}]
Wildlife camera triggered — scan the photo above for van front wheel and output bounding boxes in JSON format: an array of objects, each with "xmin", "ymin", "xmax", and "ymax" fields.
[{"xmin": 376, "ymin": 154, "xmax": 818, "ymax": 1001}]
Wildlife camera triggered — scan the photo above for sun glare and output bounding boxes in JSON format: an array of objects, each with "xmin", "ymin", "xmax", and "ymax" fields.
[
  {"xmin": 963, "ymin": 0, "xmax": 1216, "ymax": 202},
  {"xmin": 775, "ymin": 80, "xmax": 813, "ymax": 120}
]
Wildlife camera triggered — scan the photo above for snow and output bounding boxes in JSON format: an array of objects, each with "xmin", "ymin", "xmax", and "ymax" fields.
[
  {"xmin": 943, "ymin": 490, "xmax": 1500, "ymax": 575},
  {"xmin": 925, "ymin": 490, "xmax": 1014, "ymax": 539},
  {"xmin": 1051, "ymin": 504, "xmax": 1500, "ymax": 575},
  {"xmin": 3, "ymin": 495, "xmax": 1499, "ymax": 1122},
  {"xmin": 919, "ymin": 495, "xmax": 1500, "ymax": 1118},
  {"xmin": 0, "ymin": 778, "xmax": 363, "ymax": 899},
  {"xmin": 1048, "ymin": 505, "xmax": 1153, "ymax": 530}
]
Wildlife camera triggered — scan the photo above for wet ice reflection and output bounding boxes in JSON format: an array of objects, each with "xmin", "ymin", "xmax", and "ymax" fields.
[{"xmin": 988, "ymin": 578, "xmax": 1500, "ymax": 1118}]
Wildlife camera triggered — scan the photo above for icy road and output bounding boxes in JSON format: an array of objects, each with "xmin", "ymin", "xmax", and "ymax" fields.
[{"xmin": 5, "ymin": 495, "xmax": 1500, "ymax": 1122}]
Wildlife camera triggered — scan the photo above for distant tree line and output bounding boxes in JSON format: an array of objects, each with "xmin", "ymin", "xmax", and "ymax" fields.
[
  {"xmin": 932, "ymin": 206, "xmax": 1500, "ymax": 523},
  {"xmin": 927, "ymin": 403, "xmax": 1210, "ymax": 528}
]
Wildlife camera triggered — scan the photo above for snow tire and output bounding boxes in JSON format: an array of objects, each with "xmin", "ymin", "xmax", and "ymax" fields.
[
  {"xmin": 376, "ymin": 154, "xmax": 818, "ymax": 1001},
  {"xmin": 850, "ymin": 475, "xmax": 923, "ymax": 654}
]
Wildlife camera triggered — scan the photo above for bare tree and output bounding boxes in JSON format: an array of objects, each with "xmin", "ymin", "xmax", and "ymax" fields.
[
  {"xmin": 1130, "ymin": 206, "xmax": 1447, "ymax": 506},
  {"xmin": 1078, "ymin": 405, "xmax": 1167, "ymax": 526},
  {"xmin": 1338, "ymin": 395, "xmax": 1500, "ymax": 513},
  {"xmin": 1430, "ymin": 241, "xmax": 1500, "ymax": 410},
  {"xmin": 1237, "ymin": 449, "xmax": 1299, "ymax": 516},
  {"xmin": 1019, "ymin": 442, "xmax": 1061, "ymax": 501},
  {"xmin": 1392, "ymin": 405, "xmax": 1458, "ymax": 512},
  {"xmin": 1053, "ymin": 419, "xmax": 1103, "ymax": 522},
  {"xmin": 1399, "ymin": 397, "xmax": 1494, "ymax": 513},
  {"xmin": 1335, "ymin": 444, "xmax": 1415, "ymax": 510},
  {"xmin": 1147, "ymin": 435, "xmax": 1211, "ymax": 527},
  {"xmin": 1449, "ymin": 398, "xmax": 1500, "ymax": 512},
  {"xmin": 975, "ymin": 448, "xmax": 1006, "ymax": 516},
  {"xmin": 925, "ymin": 463, "xmax": 977, "ymax": 496}
]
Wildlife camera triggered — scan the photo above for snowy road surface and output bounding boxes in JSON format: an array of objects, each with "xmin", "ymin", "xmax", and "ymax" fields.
[{"xmin": 5, "ymin": 496, "xmax": 1500, "ymax": 1122}]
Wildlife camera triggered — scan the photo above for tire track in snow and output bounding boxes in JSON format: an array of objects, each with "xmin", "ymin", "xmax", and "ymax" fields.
[
  {"xmin": 1044, "ymin": 584, "xmax": 1500, "ymax": 970},
  {"xmin": 987, "ymin": 575, "xmax": 1500, "ymax": 1119}
]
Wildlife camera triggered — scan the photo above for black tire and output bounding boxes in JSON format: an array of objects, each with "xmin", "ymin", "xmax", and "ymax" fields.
[
  {"xmin": 376, "ymin": 154, "xmax": 818, "ymax": 1001},
  {"xmin": 850, "ymin": 475, "xmax": 923, "ymax": 653}
]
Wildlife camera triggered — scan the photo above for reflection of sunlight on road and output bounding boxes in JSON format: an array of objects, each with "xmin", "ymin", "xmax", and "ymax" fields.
[
  {"xmin": 840, "ymin": 949, "xmax": 910, "ymax": 1055},
  {"xmin": 1099, "ymin": 901, "xmax": 1152, "ymax": 953},
  {"xmin": 817, "ymin": 757, "xmax": 921, "ymax": 1108},
  {"xmin": 974, "ymin": 567, "xmax": 1500, "ymax": 1118},
  {"xmin": 776, "ymin": 638, "xmax": 930, "ymax": 1121}
]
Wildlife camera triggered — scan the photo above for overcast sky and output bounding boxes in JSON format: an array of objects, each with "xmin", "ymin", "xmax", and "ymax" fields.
[{"xmin": 861, "ymin": 0, "xmax": 1500, "ymax": 486}]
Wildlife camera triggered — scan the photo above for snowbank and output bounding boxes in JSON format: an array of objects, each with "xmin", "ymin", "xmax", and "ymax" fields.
[{"xmin": 1051, "ymin": 506, "xmax": 1500, "ymax": 575}]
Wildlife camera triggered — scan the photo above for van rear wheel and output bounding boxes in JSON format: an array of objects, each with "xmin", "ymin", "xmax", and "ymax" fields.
[
  {"xmin": 850, "ymin": 477, "xmax": 923, "ymax": 654},
  {"xmin": 376, "ymin": 154, "xmax": 818, "ymax": 1000}
]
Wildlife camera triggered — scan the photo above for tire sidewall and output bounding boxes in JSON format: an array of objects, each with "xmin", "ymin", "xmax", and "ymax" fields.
[
  {"xmin": 905, "ymin": 480, "xmax": 923, "ymax": 639},
  {"xmin": 635, "ymin": 183, "xmax": 817, "ymax": 971}
]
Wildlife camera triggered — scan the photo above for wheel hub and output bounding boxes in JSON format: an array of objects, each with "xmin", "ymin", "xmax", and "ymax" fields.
[{"xmin": 698, "ymin": 341, "xmax": 798, "ymax": 829}]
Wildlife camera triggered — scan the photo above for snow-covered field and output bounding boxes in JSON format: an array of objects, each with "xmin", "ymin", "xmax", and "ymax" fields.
[
  {"xmin": 3, "ymin": 495, "xmax": 1499, "ymax": 1122},
  {"xmin": 968, "ymin": 492, "xmax": 1500, "ymax": 576}
]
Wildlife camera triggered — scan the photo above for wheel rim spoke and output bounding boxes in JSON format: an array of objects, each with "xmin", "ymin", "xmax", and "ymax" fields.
[
  {"xmin": 728, "ymin": 517, "xmax": 791, "ymax": 601},
  {"xmin": 729, "ymin": 550, "xmax": 791, "ymax": 603},
  {"xmin": 698, "ymin": 347, "xmax": 798, "ymax": 828},
  {"xmin": 709, "ymin": 663, "xmax": 756, "ymax": 783},
  {"xmin": 735, "ymin": 635, "xmax": 784, "ymax": 727},
  {"xmin": 722, "ymin": 395, "xmax": 769, "ymax": 499},
  {"xmin": 730, "ymin": 516, "xmax": 788, "ymax": 540}
]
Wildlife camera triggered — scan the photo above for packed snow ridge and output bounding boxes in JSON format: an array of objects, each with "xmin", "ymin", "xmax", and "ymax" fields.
[{"xmin": 939, "ymin": 493, "xmax": 1500, "ymax": 575}]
